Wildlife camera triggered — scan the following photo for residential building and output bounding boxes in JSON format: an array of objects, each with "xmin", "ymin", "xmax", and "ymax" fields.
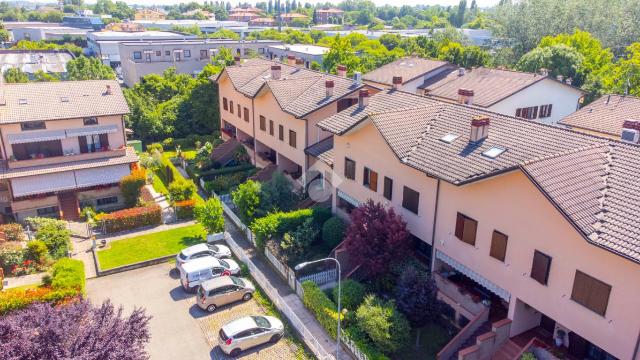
[
  {"xmin": 0, "ymin": 50, "xmax": 74, "ymax": 79},
  {"xmin": 229, "ymin": 12, "xmax": 261, "ymax": 22},
  {"xmin": 315, "ymin": 8, "xmax": 344, "ymax": 24},
  {"xmin": 229, "ymin": 7, "xmax": 262, "ymax": 14},
  {"xmin": 132, "ymin": 19, "xmax": 249, "ymax": 37},
  {"xmin": 279, "ymin": 13, "xmax": 309, "ymax": 25},
  {"xmin": 422, "ymin": 67, "xmax": 585, "ymax": 125},
  {"xmin": 134, "ymin": 8, "xmax": 166, "ymax": 21},
  {"xmin": 10, "ymin": 26, "xmax": 89, "ymax": 42},
  {"xmin": 62, "ymin": 15, "xmax": 104, "ymax": 30},
  {"xmin": 104, "ymin": 22, "xmax": 145, "ymax": 32},
  {"xmin": 316, "ymin": 88, "xmax": 640, "ymax": 359},
  {"xmin": 362, "ymin": 56, "xmax": 456, "ymax": 94},
  {"xmin": 120, "ymin": 39, "xmax": 283, "ymax": 87},
  {"xmin": 87, "ymin": 30, "xmax": 197, "ymax": 66},
  {"xmin": 559, "ymin": 94, "xmax": 640, "ymax": 139},
  {"xmin": 249, "ymin": 17, "xmax": 276, "ymax": 27},
  {"xmin": 183, "ymin": 10, "xmax": 215, "ymax": 19},
  {"xmin": 266, "ymin": 44, "xmax": 329, "ymax": 68},
  {"xmin": 0, "ymin": 80, "xmax": 138, "ymax": 221},
  {"xmin": 214, "ymin": 58, "xmax": 377, "ymax": 189}
]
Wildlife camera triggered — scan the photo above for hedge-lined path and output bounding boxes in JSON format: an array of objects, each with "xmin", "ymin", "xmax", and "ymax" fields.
[
  {"xmin": 145, "ymin": 185, "xmax": 174, "ymax": 224},
  {"xmin": 3, "ymin": 272, "xmax": 46, "ymax": 289}
]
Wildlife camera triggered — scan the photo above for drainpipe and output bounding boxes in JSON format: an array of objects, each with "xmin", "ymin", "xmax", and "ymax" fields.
[
  {"xmin": 250, "ymin": 97, "xmax": 257, "ymax": 166},
  {"xmin": 430, "ymin": 178, "xmax": 441, "ymax": 272}
]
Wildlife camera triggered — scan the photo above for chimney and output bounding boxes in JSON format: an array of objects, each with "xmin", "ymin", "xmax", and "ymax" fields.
[
  {"xmin": 621, "ymin": 119, "xmax": 640, "ymax": 143},
  {"xmin": 470, "ymin": 115, "xmax": 490, "ymax": 143},
  {"xmin": 325, "ymin": 80, "xmax": 334, "ymax": 97},
  {"xmin": 605, "ymin": 94, "xmax": 611, "ymax": 104},
  {"xmin": 457, "ymin": 88, "xmax": 474, "ymax": 105},
  {"xmin": 105, "ymin": 85, "xmax": 113, "ymax": 95},
  {"xmin": 295, "ymin": 58, "xmax": 304, "ymax": 66},
  {"xmin": 358, "ymin": 89, "xmax": 369, "ymax": 109},
  {"xmin": 392, "ymin": 76, "xmax": 403, "ymax": 90},
  {"xmin": 458, "ymin": 67, "xmax": 466, "ymax": 76},
  {"xmin": 271, "ymin": 65, "xmax": 281, "ymax": 80},
  {"xmin": 337, "ymin": 64, "xmax": 347, "ymax": 77},
  {"xmin": 234, "ymin": 56, "xmax": 241, "ymax": 66},
  {"xmin": 353, "ymin": 71, "xmax": 362, "ymax": 85},
  {"xmin": 287, "ymin": 55, "xmax": 296, "ymax": 66}
]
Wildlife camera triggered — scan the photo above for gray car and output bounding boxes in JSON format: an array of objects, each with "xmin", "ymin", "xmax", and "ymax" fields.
[
  {"xmin": 218, "ymin": 315, "xmax": 284, "ymax": 356},
  {"xmin": 196, "ymin": 276, "xmax": 255, "ymax": 312}
]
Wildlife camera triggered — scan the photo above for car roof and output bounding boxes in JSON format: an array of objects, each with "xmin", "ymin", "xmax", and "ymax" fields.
[
  {"xmin": 181, "ymin": 243, "xmax": 209, "ymax": 256},
  {"xmin": 222, "ymin": 316, "xmax": 256, "ymax": 336},
  {"xmin": 201, "ymin": 276, "xmax": 234, "ymax": 291},
  {"xmin": 180, "ymin": 256, "xmax": 220, "ymax": 272}
]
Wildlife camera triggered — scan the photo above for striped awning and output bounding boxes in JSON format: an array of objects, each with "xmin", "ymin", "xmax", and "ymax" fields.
[
  {"xmin": 7, "ymin": 129, "xmax": 67, "ymax": 144},
  {"xmin": 65, "ymin": 124, "xmax": 119, "ymax": 138},
  {"xmin": 75, "ymin": 164, "xmax": 130, "ymax": 188},
  {"xmin": 337, "ymin": 189, "xmax": 359, "ymax": 207},
  {"xmin": 12, "ymin": 171, "xmax": 77, "ymax": 197},
  {"xmin": 436, "ymin": 250, "xmax": 511, "ymax": 302}
]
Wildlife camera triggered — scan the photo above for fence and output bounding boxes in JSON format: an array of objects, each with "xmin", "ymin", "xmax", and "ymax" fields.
[
  {"xmin": 341, "ymin": 333, "xmax": 369, "ymax": 360},
  {"xmin": 298, "ymin": 268, "xmax": 337, "ymax": 287},
  {"xmin": 265, "ymin": 246, "xmax": 289, "ymax": 279}
]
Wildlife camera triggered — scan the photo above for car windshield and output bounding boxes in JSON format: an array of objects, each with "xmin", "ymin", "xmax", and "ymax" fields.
[
  {"xmin": 252, "ymin": 316, "xmax": 270, "ymax": 328},
  {"xmin": 209, "ymin": 245, "xmax": 219, "ymax": 252},
  {"xmin": 219, "ymin": 259, "xmax": 229, "ymax": 269},
  {"xmin": 230, "ymin": 277, "xmax": 244, "ymax": 286},
  {"xmin": 178, "ymin": 252, "xmax": 187, "ymax": 260},
  {"xmin": 219, "ymin": 329, "xmax": 229, "ymax": 341}
]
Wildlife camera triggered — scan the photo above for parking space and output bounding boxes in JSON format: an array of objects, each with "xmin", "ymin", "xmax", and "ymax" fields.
[{"xmin": 86, "ymin": 262, "xmax": 301, "ymax": 360}]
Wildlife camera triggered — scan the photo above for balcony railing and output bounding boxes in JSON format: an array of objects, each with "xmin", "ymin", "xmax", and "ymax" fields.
[
  {"xmin": 4, "ymin": 147, "xmax": 126, "ymax": 170},
  {"xmin": 434, "ymin": 272, "xmax": 488, "ymax": 316}
]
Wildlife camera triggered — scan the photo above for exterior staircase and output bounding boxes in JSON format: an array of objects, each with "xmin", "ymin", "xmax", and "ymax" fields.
[
  {"xmin": 492, "ymin": 340, "xmax": 521, "ymax": 360},
  {"xmin": 452, "ymin": 321, "xmax": 492, "ymax": 359}
]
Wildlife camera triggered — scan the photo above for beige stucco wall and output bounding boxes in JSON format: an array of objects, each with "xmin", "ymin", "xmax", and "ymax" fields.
[
  {"xmin": 434, "ymin": 170, "xmax": 640, "ymax": 359},
  {"xmin": 218, "ymin": 74, "xmax": 255, "ymax": 145}
]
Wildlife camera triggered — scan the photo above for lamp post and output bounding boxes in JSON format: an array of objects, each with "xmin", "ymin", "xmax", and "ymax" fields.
[{"xmin": 295, "ymin": 257, "xmax": 342, "ymax": 360}]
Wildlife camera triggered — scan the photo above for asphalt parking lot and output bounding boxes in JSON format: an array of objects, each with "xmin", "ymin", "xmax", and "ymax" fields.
[{"xmin": 86, "ymin": 262, "xmax": 301, "ymax": 360}]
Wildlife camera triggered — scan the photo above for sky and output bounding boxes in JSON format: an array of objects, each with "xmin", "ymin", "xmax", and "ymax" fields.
[{"xmin": 29, "ymin": 0, "xmax": 502, "ymax": 7}]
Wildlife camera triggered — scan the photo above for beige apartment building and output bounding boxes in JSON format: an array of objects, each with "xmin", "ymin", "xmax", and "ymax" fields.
[
  {"xmin": 0, "ymin": 80, "xmax": 137, "ymax": 222},
  {"xmin": 317, "ymin": 88, "xmax": 640, "ymax": 359},
  {"xmin": 560, "ymin": 94, "xmax": 640, "ymax": 140}
]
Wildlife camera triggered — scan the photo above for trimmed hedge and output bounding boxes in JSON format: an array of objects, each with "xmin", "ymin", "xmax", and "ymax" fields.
[
  {"xmin": 301, "ymin": 281, "xmax": 342, "ymax": 339},
  {"xmin": 175, "ymin": 199, "xmax": 196, "ymax": 220},
  {"xmin": 333, "ymin": 279, "xmax": 366, "ymax": 310},
  {"xmin": 50, "ymin": 258, "xmax": 85, "ymax": 294},
  {"xmin": 251, "ymin": 208, "xmax": 328, "ymax": 249},
  {"xmin": 322, "ymin": 216, "xmax": 346, "ymax": 249},
  {"xmin": 200, "ymin": 163, "xmax": 255, "ymax": 181},
  {"xmin": 100, "ymin": 205, "xmax": 162, "ymax": 234},
  {"xmin": 343, "ymin": 325, "xmax": 390, "ymax": 360}
]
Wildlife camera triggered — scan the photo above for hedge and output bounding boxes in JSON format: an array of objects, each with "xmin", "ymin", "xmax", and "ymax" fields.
[
  {"xmin": 100, "ymin": 205, "xmax": 162, "ymax": 234},
  {"xmin": 50, "ymin": 258, "xmax": 86, "ymax": 294},
  {"xmin": 161, "ymin": 134, "xmax": 221, "ymax": 151},
  {"xmin": 199, "ymin": 163, "xmax": 255, "ymax": 181},
  {"xmin": 175, "ymin": 199, "xmax": 196, "ymax": 220},
  {"xmin": 301, "ymin": 281, "xmax": 342, "ymax": 339},
  {"xmin": 251, "ymin": 208, "xmax": 325, "ymax": 249}
]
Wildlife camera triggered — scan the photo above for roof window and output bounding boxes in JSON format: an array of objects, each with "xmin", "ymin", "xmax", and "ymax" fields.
[
  {"xmin": 60, "ymin": 96, "xmax": 69, "ymax": 103},
  {"xmin": 440, "ymin": 133, "xmax": 460, "ymax": 144},
  {"xmin": 482, "ymin": 146, "xmax": 506, "ymax": 159},
  {"xmin": 18, "ymin": 99, "xmax": 27, "ymax": 105}
]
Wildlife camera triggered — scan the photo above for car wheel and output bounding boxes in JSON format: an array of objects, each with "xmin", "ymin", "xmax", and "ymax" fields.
[
  {"xmin": 230, "ymin": 348, "xmax": 241, "ymax": 357},
  {"xmin": 269, "ymin": 333, "xmax": 282, "ymax": 343},
  {"xmin": 206, "ymin": 304, "xmax": 216, "ymax": 312},
  {"xmin": 242, "ymin": 293, "xmax": 252, "ymax": 301}
]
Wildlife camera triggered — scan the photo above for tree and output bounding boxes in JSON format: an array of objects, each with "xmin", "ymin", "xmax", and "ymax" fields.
[
  {"xmin": 321, "ymin": 216, "xmax": 346, "ymax": 249},
  {"xmin": 355, "ymin": 295, "xmax": 411, "ymax": 354},
  {"xmin": 3, "ymin": 67, "xmax": 29, "ymax": 83},
  {"xmin": 33, "ymin": 70, "xmax": 60, "ymax": 82},
  {"xmin": 395, "ymin": 267, "xmax": 442, "ymax": 347},
  {"xmin": 343, "ymin": 200, "xmax": 411, "ymax": 278},
  {"xmin": 0, "ymin": 300, "xmax": 150, "ymax": 360},
  {"xmin": 193, "ymin": 198, "xmax": 225, "ymax": 234},
  {"xmin": 605, "ymin": 43, "xmax": 640, "ymax": 97},
  {"xmin": 207, "ymin": 28, "xmax": 240, "ymax": 40},
  {"xmin": 517, "ymin": 44, "xmax": 585, "ymax": 86},
  {"xmin": 0, "ymin": 24, "xmax": 9, "ymax": 42},
  {"xmin": 232, "ymin": 180, "xmax": 261, "ymax": 224},
  {"xmin": 66, "ymin": 56, "xmax": 116, "ymax": 80},
  {"xmin": 322, "ymin": 35, "xmax": 359, "ymax": 73},
  {"xmin": 281, "ymin": 218, "xmax": 317, "ymax": 261},
  {"xmin": 259, "ymin": 172, "xmax": 298, "ymax": 214},
  {"xmin": 168, "ymin": 177, "xmax": 197, "ymax": 202}
]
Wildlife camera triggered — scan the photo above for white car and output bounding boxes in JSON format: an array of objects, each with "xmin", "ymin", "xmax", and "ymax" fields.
[
  {"xmin": 218, "ymin": 316, "xmax": 284, "ymax": 356},
  {"xmin": 176, "ymin": 243, "xmax": 231, "ymax": 269},
  {"xmin": 179, "ymin": 256, "xmax": 241, "ymax": 292}
]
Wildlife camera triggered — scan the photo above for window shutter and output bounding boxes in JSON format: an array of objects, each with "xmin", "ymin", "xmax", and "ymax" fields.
[
  {"xmin": 99, "ymin": 133, "xmax": 109, "ymax": 148},
  {"xmin": 515, "ymin": 108, "xmax": 522, "ymax": 117},
  {"xmin": 237, "ymin": 104, "xmax": 241, "ymax": 118},
  {"xmin": 223, "ymin": 98, "xmax": 228, "ymax": 111},
  {"xmin": 383, "ymin": 177, "xmax": 393, "ymax": 200},
  {"xmin": 260, "ymin": 116, "xmax": 266, "ymax": 131},
  {"xmin": 533, "ymin": 106, "xmax": 539, "ymax": 119},
  {"xmin": 462, "ymin": 217, "xmax": 477, "ymax": 245},
  {"xmin": 244, "ymin": 107, "xmax": 249, "ymax": 122},
  {"xmin": 370, "ymin": 170, "xmax": 378, "ymax": 191},
  {"xmin": 78, "ymin": 136, "xmax": 88, "ymax": 153},
  {"xmin": 531, "ymin": 250, "xmax": 551, "ymax": 285},
  {"xmin": 571, "ymin": 270, "xmax": 611, "ymax": 316},
  {"xmin": 269, "ymin": 120, "xmax": 274, "ymax": 135},
  {"xmin": 362, "ymin": 167, "xmax": 369, "ymax": 186},
  {"xmin": 547, "ymin": 104, "xmax": 552, "ymax": 117},
  {"xmin": 230, "ymin": 101, "xmax": 234, "ymax": 113},
  {"xmin": 490, "ymin": 230, "xmax": 508, "ymax": 262},
  {"xmin": 455, "ymin": 213, "xmax": 465, "ymax": 239}
]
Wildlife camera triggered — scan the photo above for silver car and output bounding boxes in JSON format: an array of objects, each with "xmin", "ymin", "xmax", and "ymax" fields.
[
  {"xmin": 176, "ymin": 243, "xmax": 231, "ymax": 269},
  {"xmin": 218, "ymin": 315, "xmax": 284, "ymax": 356},
  {"xmin": 197, "ymin": 276, "xmax": 255, "ymax": 312}
]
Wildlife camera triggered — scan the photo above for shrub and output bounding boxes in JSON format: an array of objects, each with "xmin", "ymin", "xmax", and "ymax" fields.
[
  {"xmin": 161, "ymin": 137, "xmax": 174, "ymax": 149},
  {"xmin": 521, "ymin": 353, "xmax": 536, "ymax": 360},
  {"xmin": 355, "ymin": 295, "xmax": 411, "ymax": 354},
  {"xmin": 175, "ymin": 199, "xmax": 196, "ymax": 220},
  {"xmin": 168, "ymin": 177, "xmax": 197, "ymax": 202},
  {"xmin": 395, "ymin": 267, "xmax": 441, "ymax": 328},
  {"xmin": 0, "ymin": 246, "xmax": 24, "ymax": 274},
  {"xmin": 36, "ymin": 223, "xmax": 71, "ymax": 259},
  {"xmin": 334, "ymin": 279, "xmax": 366, "ymax": 310},
  {"xmin": 25, "ymin": 217, "xmax": 66, "ymax": 232},
  {"xmin": 79, "ymin": 206, "xmax": 96, "ymax": 222},
  {"xmin": 301, "ymin": 281, "xmax": 343, "ymax": 339},
  {"xmin": 193, "ymin": 198, "xmax": 224, "ymax": 234},
  {"xmin": 322, "ymin": 216, "xmax": 346, "ymax": 249},
  {"xmin": 259, "ymin": 171, "xmax": 298, "ymax": 213},
  {"xmin": 146, "ymin": 142, "xmax": 163, "ymax": 153},
  {"xmin": 199, "ymin": 163, "xmax": 255, "ymax": 180},
  {"xmin": 343, "ymin": 325, "xmax": 390, "ymax": 360},
  {"xmin": 100, "ymin": 205, "xmax": 162, "ymax": 234},
  {"xmin": 232, "ymin": 180, "xmax": 261, "ymax": 224},
  {"xmin": 281, "ymin": 218, "xmax": 318, "ymax": 262},
  {"xmin": 0, "ymin": 224, "xmax": 25, "ymax": 242},
  {"xmin": 50, "ymin": 258, "xmax": 85, "ymax": 293},
  {"xmin": 24, "ymin": 240, "xmax": 48, "ymax": 265},
  {"xmin": 251, "ymin": 208, "xmax": 326, "ymax": 249},
  {"xmin": 120, "ymin": 168, "xmax": 147, "ymax": 208}
]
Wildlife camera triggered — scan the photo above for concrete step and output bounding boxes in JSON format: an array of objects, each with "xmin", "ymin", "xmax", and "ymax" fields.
[{"xmin": 492, "ymin": 340, "xmax": 521, "ymax": 360}]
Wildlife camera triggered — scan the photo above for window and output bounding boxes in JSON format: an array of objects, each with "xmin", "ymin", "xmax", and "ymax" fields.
[
  {"xmin": 571, "ymin": 270, "xmax": 611, "ymax": 316},
  {"xmin": 490, "ymin": 230, "xmax": 508, "ymax": 262},
  {"xmin": 97, "ymin": 196, "xmax": 118, "ymax": 206},
  {"xmin": 362, "ymin": 167, "xmax": 378, "ymax": 191},
  {"xmin": 155, "ymin": 50, "xmax": 161, "ymax": 56},
  {"xmin": 184, "ymin": 49, "xmax": 191, "ymax": 58},
  {"xmin": 278, "ymin": 125, "xmax": 284, "ymax": 141},
  {"xmin": 539, "ymin": 104, "xmax": 553, "ymax": 118},
  {"xmin": 12, "ymin": 140, "xmax": 62, "ymax": 160},
  {"xmin": 20, "ymin": 121, "xmax": 46, "ymax": 131},
  {"xmin": 223, "ymin": 97, "xmax": 228, "ymax": 111},
  {"xmin": 174, "ymin": 51, "xmax": 181, "ymax": 61},
  {"xmin": 482, "ymin": 147, "xmax": 506, "ymax": 159},
  {"xmin": 383, "ymin": 177, "xmax": 393, "ymax": 200},
  {"xmin": 259, "ymin": 116, "xmax": 266, "ymax": 131},
  {"xmin": 230, "ymin": 101, "xmax": 234, "ymax": 114},
  {"xmin": 79, "ymin": 133, "xmax": 109, "ymax": 153},
  {"xmin": 243, "ymin": 107, "xmax": 249, "ymax": 122},
  {"xmin": 402, "ymin": 186, "xmax": 419, "ymax": 214},
  {"xmin": 530, "ymin": 250, "xmax": 552, "ymax": 285},
  {"xmin": 515, "ymin": 106, "xmax": 539, "ymax": 119},
  {"xmin": 165, "ymin": 50, "xmax": 170, "ymax": 56},
  {"xmin": 145, "ymin": 52, "xmax": 151, "ymax": 62},
  {"xmin": 455, "ymin": 213, "xmax": 478, "ymax": 246},
  {"xmin": 269, "ymin": 120, "xmax": 274, "ymax": 135},
  {"xmin": 133, "ymin": 51, "xmax": 142, "ymax": 60},
  {"xmin": 83, "ymin": 117, "xmax": 98, "ymax": 126},
  {"xmin": 37, "ymin": 206, "xmax": 59, "ymax": 217},
  {"xmin": 344, "ymin": 158, "xmax": 355, "ymax": 180},
  {"xmin": 237, "ymin": 104, "xmax": 241, "ymax": 118},
  {"xmin": 289, "ymin": 130, "xmax": 297, "ymax": 148},
  {"xmin": 200, "ymin": 49, "xmax": 208, "ymax": 59}
]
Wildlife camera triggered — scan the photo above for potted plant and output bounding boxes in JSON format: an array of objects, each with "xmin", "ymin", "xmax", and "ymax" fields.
[{"xmin": 554, "ymin": 329, "xmax": 566, "ymax": 347}]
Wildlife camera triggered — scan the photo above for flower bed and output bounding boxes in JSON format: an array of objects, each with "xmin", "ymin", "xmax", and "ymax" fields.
[{"xmin": 100, "ymin": 205, "xmax": 162, "ymax": 234}]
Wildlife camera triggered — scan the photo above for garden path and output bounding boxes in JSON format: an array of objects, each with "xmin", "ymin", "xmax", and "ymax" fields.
[{"xmin": 3, "ymin": 272, "xmax": 46, "ymax": 289}]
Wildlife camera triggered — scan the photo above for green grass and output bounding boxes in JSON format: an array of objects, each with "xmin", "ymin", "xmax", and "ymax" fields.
[
  {"xmin": 394, "ymin": 322, "xmax": 454, "ymax": 360},
  {"xmin": 96, "ymin": 224, "xmax": 205, "ymax": 270},
  {"xmin": 151, "ymin": 173, "xmax": 169, "ymax": 196}
]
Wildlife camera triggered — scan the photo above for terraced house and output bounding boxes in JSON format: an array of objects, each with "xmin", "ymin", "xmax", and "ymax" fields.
[
  {"xmin": 317, "ymin": 88, "xmax": 640, "ymax": 360},
  {"xmin": 0, "ymin": 80, "xmax": 137, "ymax": 222},
  {"xmin": 214, "ymin": 57, "xmax": 377, "ymax": 189}
]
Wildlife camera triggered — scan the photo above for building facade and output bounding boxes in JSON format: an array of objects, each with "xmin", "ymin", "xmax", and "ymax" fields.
[
  {"xmin": 315, "ymin": 8, "xmax": 344, "ymax": 24},
  {"xmin": 266, "ymin": 44, "xmax": 329, "ymax": 68},
  {"xmin": 134, "ymin": 8, "xmax": 166, "ymax": 21},
  {"xmin": 559, "ymin": 94, "xmax": 640, "ymax": 139}
]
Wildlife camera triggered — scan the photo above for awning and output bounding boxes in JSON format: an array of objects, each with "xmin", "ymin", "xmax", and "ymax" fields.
[
  {"xmin": 436, "ymin": 250, "xmax": 511, "ymax": 302},
  {"xmin": 75, "ymin": 164, "xmax": 131, "ymax": 188},
  {"xmin": 337, "ymin": 189, "xmax": 359, "ymax": 207},
  {"xmin": 7, "ymin": 129, "xmax": 67, "ymax": 145},
  {"xmin": 12, "ymin": 171, "xmax": 77, "ymax": 197},
  {"xmin": 65, "ymin": 124, "xmax": 119, "ymax": 138}
]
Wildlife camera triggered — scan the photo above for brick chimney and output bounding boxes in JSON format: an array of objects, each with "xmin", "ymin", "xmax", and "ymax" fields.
[
  {"xmin": 271, "ymin": 65, "xmax": 281, "ymax": 80},
  {"xmin": 457, "ymin": 88, "xmax": 474, "ymax": 105},
  {"xmin": 287, "ymin": 55, "xmax": 296, "ymax": 66},
  {"xmin": 358, "ymin": 89, "xmax": 369, "ymax": 109},
  {"xmin": 392, "ymin": 76, "xmax": 403, "ymax": 90},
  {"xmin": 325, "ymin": 80, "xmax": 334, "ymax": 97},
  {"xmin": 295, "ymin": 58, "xmax": 304, "ymax": 66},
  {"xmin": 470, "ymin": 115, "xmax": 490, "ymax": 142},
  {"xmin": 234, "ymin": 56, "xmax": 241, "ymax": 66},
  {"xmin": 337, "ymin": 65, "xmax": 347, "ymax": 77},
  {"xmin": 105, "ymin": 85, "xmax": 113, "ymax": 95}
]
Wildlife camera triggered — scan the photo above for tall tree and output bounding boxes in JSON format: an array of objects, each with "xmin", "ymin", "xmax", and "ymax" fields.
[
  {"xmin": 3, "ymin": 67, "xmax": 29, "ymax": 83},
  {"xmin": 66, "ymin": 56, "xmax": 116, "ymax": 80}
]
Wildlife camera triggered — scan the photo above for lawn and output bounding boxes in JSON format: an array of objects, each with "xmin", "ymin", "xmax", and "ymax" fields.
[
  {"xmin": 151, "ymin": 173, "xmax": 169, "ymax": 196},
  {"xmin": 394, "ymin": 322, "xmax": 454, "ymax": 360},
  {"xmin": 97, "ymin": 224, "xmax": 205, "ymax": 270}
]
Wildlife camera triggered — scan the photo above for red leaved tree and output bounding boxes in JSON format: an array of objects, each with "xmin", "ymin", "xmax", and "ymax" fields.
[{"xmin": 344, "ymin": 200, "xmax": 411, "ymax": 278}]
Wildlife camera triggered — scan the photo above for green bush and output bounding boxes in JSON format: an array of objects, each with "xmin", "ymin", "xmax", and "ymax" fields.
[
  {"xmin": 120, "ymin": 168, "xmax": 147, "ymax": 208},
  {"xmin": 193, "ymin": 198, "xmax": 225, "ymax": 234},
  {"xmin": 343, "ymin": 325, "xmax": 390, "ymax": 360},
  {"xmin": 322, "ymin": 216, "xmax": 346, "ymax": 249},
  {"xmin": 251, "ymin": 208, "xmax": 326, "ymax": 249},
  {"xmin": 50, "ymin": 258, "xmax": 85, "ymax": 293},
  {"xmin": 334, "ymin": 279, "xmax": 366, "ymax": 310},
  {"xmin": 168, "ymin": 177, "xmax": 197, "ymax": 202},
  {"xmin": 25, "ymin": 217, "xmax": 66, "ymax": 231},
  {"xmin": 0, "ymin": 223, "xmax": 25, "ymax": 242},
  {"xmin": 301, "ymin": 281, "xmax": 343, "ymax": 339},
  {"xmin": 36, "ymin": 223, "xmax": 71, "ymax": 259},
  {"xmin": 232, "ymin": 180, "xmax": 261, "ymax": 224},
  {"xmin": 200, "ymin": 163, "xmax": 255, "ymax": 180},
  {"xmin": 146, "ymin": 143, "xmax": 163, "ymax": 153},
  {"xmin": 24, "ymin": 240, "xmax": 48, "ymax": 265},
  {"xmin": 206, "ymin": 170, "xmax": 255, "ymax": 195},
  {"xmin": 355, "ymin": 295, "xmax": 411, "ymax": 354},
  {"xmin": 0, "ymin": 245, "xmax": 24, "ymax": 274},
  {"xmin": 175, "ymin": 199, "xmax": 196, "ymax": 220},
  {"xmin": 280, "ymin": 218, "xmax": 318, "ymax": 262},
  {"xmin": 311, "ymin": 206, "xmax": 332, "ymax": 226},
  {"xmin": 520, "ymin": 353, "xmax": 536, "ymax": 360},
  {"xmin": 100, "ymin": 205, "xmax": 163, "ymax": 234},
  {"xmin": 162, "ymin": 137, "xmax": 174, "ymax": 149}
]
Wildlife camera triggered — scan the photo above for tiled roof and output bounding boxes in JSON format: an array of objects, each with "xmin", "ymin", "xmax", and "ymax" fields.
[
  {"xmin": 559, "ymin": 94, "xmax": 640, "ymax": 137},
  {"xmin": 424, "ymin": 67, "xmax": 569, "ymax": 107},
  {"xmin": 0, "ymin": 147, "xmax": 138, "ymax": 179},
  {"xmin": 362, "ymin": 57, "xmax": 451, "ymax": 86},
  {"xmin": 0, "ymin": 80, "xmax": 129, "ymax": 124},
  {"xmin": 305, "ymin": 136, "xmax": 334, "ymax": 167}
]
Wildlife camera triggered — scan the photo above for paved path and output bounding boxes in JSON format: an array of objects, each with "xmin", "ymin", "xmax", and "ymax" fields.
[
  {"xmin": 3, "ymin": 272, "xmax": 46, "ymax": 289},
  {"xmin": 71, "ymin": 233, "xmax": 97, "ymax": 278},
  {"xmin": 145, "ymin": 185, "xmax": 174, "ymax": 223}
]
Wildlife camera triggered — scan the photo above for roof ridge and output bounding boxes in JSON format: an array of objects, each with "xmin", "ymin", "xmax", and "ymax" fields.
[
  {"xmin": 367, "ymin": 103, "xmax": 436, "ymax": 117},
  {"xmin": 521, "ymin": 142, "xmax": 609, "ymax": 166},
  {"xmin": 270, "ymin": 76, "xmax": 323, "ymax": 109},
  {"xmin": 588, "ymin": 143, "xmax": 615, "ymax": 244}
]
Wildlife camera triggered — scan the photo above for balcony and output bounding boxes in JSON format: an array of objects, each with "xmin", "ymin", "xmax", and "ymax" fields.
[
  {"xmin": 435, "ymin": 272, "xmax": 489, "ymax": 317},
  {"xmin": 4, "ymin": 147, "xmax": 127, "ymax": 170}
]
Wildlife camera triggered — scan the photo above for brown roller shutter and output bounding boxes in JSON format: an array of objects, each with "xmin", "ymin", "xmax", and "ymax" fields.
[
  {"xmin": 78, "ymin": 136, "xmax": 88, "ymax": 153},
  {"xmin": 571, "ymin": 270, "xmax": 611, "ymax": 316},
  {"xmin": 490, "ymin": 231, "xmax": 508, "ymax": 262},
  {"xmin": 455, "ymin": 213, "xmax": 465, "ymax": 239},
  {"xmin": 369, "ymin": 170, "xmax": 378, "ymax": 192},
  {"xmin": 531, "ymin": 250, "xmax": 551, "ymax": 285},
  {"xmin": 462, "ymin": 217, "xmax": 477, "ymax": 245},
  {"xmin": 99, "ymin": 133, "xmax": 109, "ymax": 149}
]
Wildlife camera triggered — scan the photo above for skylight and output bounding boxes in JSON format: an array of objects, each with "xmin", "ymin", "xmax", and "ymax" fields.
[
  {"xmin": 60, "ymin": 96, "xmax": 69, "ymax": 103},
  {"xmin": 440, "ymin": 133, "xmax": 460, "ymax": 144},
  {"xmin": 482, "ymin": 146, "xmax": 506, "ymax": 159},
  {"xmin": 18, "ymin": 99, "xmax": 27, "ymax": 105}
]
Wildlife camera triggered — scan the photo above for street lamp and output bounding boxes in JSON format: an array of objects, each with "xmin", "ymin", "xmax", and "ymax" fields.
[{"xmin": 295, "ymin": 257, "xmax": 342, "ymax": 360}]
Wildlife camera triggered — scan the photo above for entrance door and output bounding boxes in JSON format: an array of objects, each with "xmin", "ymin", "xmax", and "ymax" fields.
[
  {"xmin": 540, "ymin": 314, "xmax": 556, "ymax": 335},
  {"xmin": 58, "ymin": 192, "xmax": 79, "ymax": 221},
  {"xmin": 568, "ymin": 332, "xmax": 588, "ymax": 358}
]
